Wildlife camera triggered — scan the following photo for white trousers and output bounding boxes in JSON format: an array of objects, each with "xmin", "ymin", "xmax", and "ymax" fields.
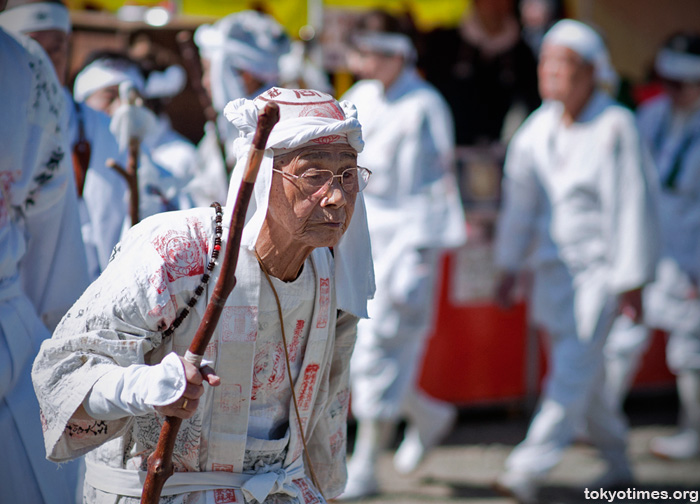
[
  {"xmin": 350, "ymin": 248, "xmax": 440, "ymax": 420},
  {"xmin": 506, "ymin": 263, "xmax": 629, "ymax": 477}
]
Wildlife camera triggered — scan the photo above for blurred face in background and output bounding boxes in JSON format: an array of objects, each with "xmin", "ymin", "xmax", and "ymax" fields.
[
  {"xmin": 26, "ymin": 29, "xmax": 69, "ymax": 85},
  {"xmin": 662, "ymin": 78, "xmax": 700, "ymax": 110},
  {"xmin": 538, "ymin": 43, "xmax": 595, "ymax": 107},
  {"xmin": 84, "ymin": 85, "xmax": 122, "ymax": 116},
  {"xmin": 346, "ymin": 47, "xmax": 403, "ymax": 89}
]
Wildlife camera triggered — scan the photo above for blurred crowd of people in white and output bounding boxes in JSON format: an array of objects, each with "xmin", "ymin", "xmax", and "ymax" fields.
[{"xmin": 1, "ymin": 0, "xmax": 699, "ymax": 502}]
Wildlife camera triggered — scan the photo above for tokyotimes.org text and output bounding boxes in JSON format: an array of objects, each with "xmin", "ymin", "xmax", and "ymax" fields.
[{"xmin": 585, "ymin": 488, "xmax": 699, "ymax": 502}]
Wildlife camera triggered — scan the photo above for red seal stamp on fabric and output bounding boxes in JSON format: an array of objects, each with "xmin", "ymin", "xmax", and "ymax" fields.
[
  {"xmin": 152, "ymin": 218, "xmax": 208, "ymax": 282},
  {"xmin": 214, "ymin": 489, "xmax": 237, "ymax": 503},
  {"xmin": 220, "ymin": 306, "xmax": 257, "ymax": 343},
  {"xmin": 316, "ymin": 278, "xmax": 330, "ymax": 328},
  {"xmin": 298, "ymin": 363, "xmax": 320, "ymax": 410}
]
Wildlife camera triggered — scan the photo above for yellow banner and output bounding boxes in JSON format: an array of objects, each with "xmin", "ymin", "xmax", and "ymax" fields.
[{"xmin": 65, "ymin": 0, "xmax": 468, "ymax": 36}]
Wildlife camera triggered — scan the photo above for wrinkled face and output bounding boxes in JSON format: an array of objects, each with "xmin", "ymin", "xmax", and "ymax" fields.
[
  {"xmin": 265, "ymin": 143, "xmax": 358, "ymax": 250},
  {"xmin": 28, "ymin": 29, "xmax": 69, "ymax": 85},
  {"xmin": 538, "ymin": 43, "xmax": 594, "ymax": 104},
  {"xmin": 84, "ymin": 84, "xmax": 121, "ymax": 116}
]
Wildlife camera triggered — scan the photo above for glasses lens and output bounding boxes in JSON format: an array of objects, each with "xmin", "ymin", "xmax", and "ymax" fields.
[{"xmin": 299, "ymin": 169, "xmax": 333, "ymax": 194}]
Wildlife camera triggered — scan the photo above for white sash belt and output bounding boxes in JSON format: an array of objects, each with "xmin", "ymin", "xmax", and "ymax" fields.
[{"xmin": 85, "ymin": 457, "xmax": 306, "ymax": 502}]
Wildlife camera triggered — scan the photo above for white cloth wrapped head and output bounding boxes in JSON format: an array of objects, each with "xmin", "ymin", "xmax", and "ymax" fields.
[
  {"xmin": 655, "ymin": 32, "xmax": 700, "ymax": 83},
  {"xmin": 73, "ymin": 55, "xmax": 186, "ymax": 103},
  {"xmin": 0, "ymin": 2, "xmax": 71, "ymax": 35},
  {"xmin": 73, "ymin": 56, "xmax": 146, "ymax": 103},
  {"xmin": 194, "ymin": 10, "xmax": 291, "ymax": 112},
  {"xmin": 222, "ymin": 87, "xmax": 374, "ymax": 318},
  {"xmin": 542, "ymin": 19, "xmax": 618, "ymax": 91}
]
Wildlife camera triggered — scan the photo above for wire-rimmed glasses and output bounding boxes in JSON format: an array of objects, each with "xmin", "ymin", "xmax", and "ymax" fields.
[{"xmin": 272, "ymin": 166, "xmax": 372, "ymax": 196}]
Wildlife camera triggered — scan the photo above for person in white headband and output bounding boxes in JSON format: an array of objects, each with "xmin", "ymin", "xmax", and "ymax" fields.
[
  {"xmin": 493, "ymin": 18, "xmax": 659, "ymax": 502},
  {"xmin": 604, "ymin": 31, "xmax": 700, "ymax": 462},
  {"xmin": 188, "ymin": 10, "xmax": 291, "ymax": 208},
  {"xmin": 33, "ymin": 87, "xmax": 375, "ymax": 504},
  {"xmin": 338, "ymin": 9, "xmax": 467, "ymax": 500}
]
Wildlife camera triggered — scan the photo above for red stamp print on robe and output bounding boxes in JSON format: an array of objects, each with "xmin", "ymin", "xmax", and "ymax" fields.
[
  {"xmin": 316, "ymin": 278, "xmax": 330, "ymax": 328},
  {"xmin": 151, "ymin": 218, "xmax": 208, "ymax": 282},
  {"xmin": 298, "ymin": 363, "xmax": 320, "ymax": 410},
  {"xmin": 221, "ymin": 306, "xmax": 257, "ymax": 343},
  {"xmin": 252, "ymin": 343, "xmax": 286, "ymax": 400},
  {"xmin": 147, "ymin": 295, "xmax": 176, "ymax": 321},
  {"xmin": 330, "ymin": 428, "xmax": 344, "ymax": 458},
  {"xmin": 148, "ymin": 266, "xmax": 168, "ymax": 294},
  {"xmin": 294, "ymin": 478, "xmax": 321, "ymax": 504},
  {"xmin": 212, "ymin": 463, "xmax": 234, "ymax": 472},
  {"xmin": 219, "ymin": 384, "xmax": 244, "ymax": 414},
  {"xmin": 289, "ymin": 320, "xmax": 305, "ymax": 362},
  {"xmin": 214, "ymin": 489, "xmax": 237, "ymax": 503}
]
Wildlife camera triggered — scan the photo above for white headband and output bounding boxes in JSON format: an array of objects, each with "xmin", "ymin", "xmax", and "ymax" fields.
[
  {"xmin": 352, "ymin": 32, "xmax": 416, "ymax": 61},
  {"xmin": 73, "ymin": 59, "xmax": 145, "ymax": 102},
  {"xmin": 0, "ymin": 2, "xmax": 71, "ymax": 34},
  {"xmin": 542, "ymin": 19, "xmax": 618, "ymax": 89},
  {"xmin": 655, "ymin": 48, "xmax": 700, "ymax": 83},
  {"xmin": 222, "ymin": 87, "xmax": 374, "ymax": 318}
]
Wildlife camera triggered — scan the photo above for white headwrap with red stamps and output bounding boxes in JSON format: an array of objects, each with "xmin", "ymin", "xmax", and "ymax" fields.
[{"xmin": 223, "ymin": 87, "xmax": 374, "ymax": 318}]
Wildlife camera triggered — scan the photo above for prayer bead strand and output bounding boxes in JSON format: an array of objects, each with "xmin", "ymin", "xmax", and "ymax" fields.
[{"xmin": 163, "ymin": 202, "xmax": 223, "ymax": 337}]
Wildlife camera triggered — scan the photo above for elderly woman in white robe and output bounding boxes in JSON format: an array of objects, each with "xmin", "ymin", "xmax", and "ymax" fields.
[
  {"xmin": 0, "ymin": 17, "xmax": 90, "ymax": 504},
  {"xmin": 493, "ymin": 19, "xmax": 659, "ymax": 503},
  {"xmin": 32, "ymin": 87, "xmax": 374, "ymax": 504}
]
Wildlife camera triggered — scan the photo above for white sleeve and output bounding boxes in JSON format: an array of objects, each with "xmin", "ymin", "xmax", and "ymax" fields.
[{"xmin": 83, "ymin": 351, "xmax": 186, "ymax": 420}]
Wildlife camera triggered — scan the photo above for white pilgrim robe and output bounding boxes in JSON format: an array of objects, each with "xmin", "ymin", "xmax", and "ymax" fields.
[
  {"xmin": 637, "ymin": 95, "xmax": 700, "ymax": 371},
  {"xmin": 143, "ymin": 114, "xmax": 198, "ymax": 210},
  {"xmin": 342, "ymin": 68, "xmax": 466, "ymax": 420},
  {"xmin": 1, "ymin": 28, "xmax": 89, "ymax": 504},
  {"xmin": 66, "ymin": 89, "xmax": 129, "ymax": 280},
  {"xmin": 32, "ymin": 207, "xmax": 357, "ymax": 503},
  {"xmin": 494, "ymin": 91, "xmax": 658, "ymax": 476}
]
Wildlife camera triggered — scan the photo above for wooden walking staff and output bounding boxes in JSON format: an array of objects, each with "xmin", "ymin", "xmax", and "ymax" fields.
[
  {"xmin": 140, "ymin": 101, "xmax": 280, "ymax": 504},
  {"xmin": 107, "ymin": 136, "xmax": 141, "ymax": 226}
]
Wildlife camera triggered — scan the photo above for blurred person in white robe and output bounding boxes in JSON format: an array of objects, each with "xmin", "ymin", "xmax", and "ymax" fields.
[
  {"xmin": 73, "ymin": 51, "xmax": 193, "ymax": 220},
  {"xmin": 337, "ymin": 10, "xmax": 467, "ymax": 500},
  {"xmin": 604, "ymin": 32, "xmax": 700, "ymax": 460},
  {"xmin": 0, "ymin": 0, "xmax": 128, "ymax": 281},
  {"xmin": 0, "ymin": 3, "xmax": 89, "ymax": 500},
  {"xmin": 493, "ymin": 19, "xmax": 659, "ymax": 503},
  {"xmin": 191, "ymin": 9, "xmax": 290, "ymax": 207},
  {"xmin": 31, "ymin": 87, "xmax": 374, "ymax": 504}
]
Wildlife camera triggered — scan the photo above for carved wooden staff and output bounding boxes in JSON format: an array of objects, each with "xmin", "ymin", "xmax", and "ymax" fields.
[
  {"xmin": 176, "ymin": 30, "xmax": 231, "ymax": 177},
  {"xmin": 140, "ymin": 101, "xmax": 280, "ymax": 504}
]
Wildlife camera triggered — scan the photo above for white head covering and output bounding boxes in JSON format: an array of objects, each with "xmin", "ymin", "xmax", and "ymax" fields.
[
  {"xmin": 0, "ymin": 2, "xmax": 71, "ymax": 35},
  {"xmin": 542, "ymin": 19, "xmax": 618, "ymax": 91},
  {"xmin": 352, "ymin": 31, "xmax": 417, "ymax": 63},
  {"xmin": 194, "ymin": 10, "xmax": 291, "ymax": 112},
  {"xmin": 655, "ymin": 33, "xmax": 700, "ymax": 83},
  {"xmin": 73, "ymin": 57, "xmax": 146, "ymax": 102},
  {"xmin": 222, "ymin": 87, "xmax": 374, "ymax": 318},
  {"xmin": 73, "ymin": 56, "xmax": 186, "ymax": 102}
]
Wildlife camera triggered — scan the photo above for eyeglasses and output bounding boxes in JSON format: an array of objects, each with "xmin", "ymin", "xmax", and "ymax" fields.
[{"xmin": 272, "ymin": 166, "xmax": 372, "ymax": 196}]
